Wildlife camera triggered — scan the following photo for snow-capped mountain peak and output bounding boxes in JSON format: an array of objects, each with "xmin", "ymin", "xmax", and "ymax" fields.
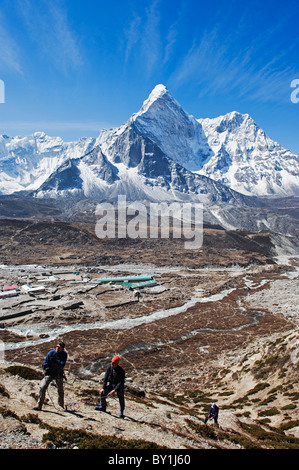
[
  {"xmin": 134, "ymin": 84, "xmax": 168, "ymax": 117},
  {"xmin": 198, "ymin": 111, "xmax": 299, "ymax": 196},
  {"xmin": 129, "ymin": 84, "xmax": 212, "ymax": 172},
  {"xmin": 0, "ymin": 132, "xmax": 96, "ymax": 195}
]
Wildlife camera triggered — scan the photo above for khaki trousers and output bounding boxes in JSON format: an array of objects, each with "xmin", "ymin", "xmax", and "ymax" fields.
[{"xmin": 37, "ymin": 374, "xmax": 64, "ymax": 409}]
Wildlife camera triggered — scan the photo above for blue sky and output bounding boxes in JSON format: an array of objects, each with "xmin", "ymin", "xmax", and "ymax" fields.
[{"xmin": 0, "ymin": 0, "xmax": 298, "ymax": 153}]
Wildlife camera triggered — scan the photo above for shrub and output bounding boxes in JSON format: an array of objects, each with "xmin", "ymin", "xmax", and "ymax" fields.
[
  {"xmin": 247, "ymin": 382, "xmax": 270, "ymax": 396},
  {"xmin": 258, "ymin": 408, "xmax": 280, "ymax": 417},
  {"xmin": 281, "ymin": 404, "xmax": 296, "ymax": 411},
  {"xmin": 185, "ymin": 420, "xmax": 218, "ymax": 440},
  {"xmin": 0, "ymin": 383, "xmax": 9, "ymax": 398},
  {"xmin": 240, "ymin": 422, "xmax": 299, "ymax": 449},
  {"xmin": 0, "ymin": 406, "xmax": 20, "ymax": 420},
  {"xmin": 42, "ymin": 425, "xmax": 166, "ymax": 449},
  {"xmin": 186, "ymin": 419, "xmax": 259, "ymax": 448},
  {"xmin": 79, "ymin": 388, "xmax": 100, "ymax": 398},
  {"xmin": 279, "ymin": 420, "xmax": 299, "ymax": 432},
  {"xmin": 5, "ymin": 365, "xmax": 43, "ymax": 380},
  {"xmin": 21, "ymin": 413, "xmax": 43, "ymax": 425}
]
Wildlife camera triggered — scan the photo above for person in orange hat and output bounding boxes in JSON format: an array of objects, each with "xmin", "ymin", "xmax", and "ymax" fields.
[{"xmin": 96, "ymin": 355, "xmax": 125, "ymax": 418}]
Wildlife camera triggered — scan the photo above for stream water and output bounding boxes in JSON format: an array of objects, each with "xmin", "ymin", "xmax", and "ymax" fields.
[{"xmin": 4, "ymin": 287, "xmax": 235, "ymax": 351}]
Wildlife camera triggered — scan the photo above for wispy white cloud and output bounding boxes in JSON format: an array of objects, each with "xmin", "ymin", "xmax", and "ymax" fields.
[
  {"xmin": 162, "ymin": 2, "xmax": 186, "ymax": 65},
  {"xmin": 123, "ymin": 1, "xmax": 188, "ymax": 78},
  {"xmin": 16, "ymin": 0, "xmax": 83, "ymax": 74},
  {"xmin": 141, "ymin": 0, "xmax": 161, "ymax": 76},
  {"xmin": 124, "ymin": 13, "xmax": 142, "ymax": 66},
  {"xmin": 122, "ymin": 0, "xmax": 162, "ymax": 77},
  {"xmin": 0, "ymin": 121, "xmax": 111, "ymax": 132},
  {"xmin": 0, "ymin": 13, "xmax": 23, "ymax": 74},
  {"xmin": 169, "ymin": 20, "xmax": 297, "ymax": 104},
  {"xmin": 0, "ymin": 120, "xmax": 114, "ymax": 139}
]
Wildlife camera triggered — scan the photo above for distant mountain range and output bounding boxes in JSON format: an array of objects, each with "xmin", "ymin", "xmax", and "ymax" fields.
[
  {"xmin": 0, "ymin": 84, "xmax": 298, "ymax": 200},
  {"xmin": 0, "ymin": 85, "xmax": 298, "ymax": 244}
]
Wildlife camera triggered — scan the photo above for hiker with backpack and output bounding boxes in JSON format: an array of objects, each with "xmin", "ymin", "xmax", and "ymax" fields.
[
  {"xmin": 33, "ymin": 341, "xmax": 67, "ymax": 411},
  {"xmin": 204, "ymin": 402, "xmax": 219, "ymax": 424},
  {"xmin": 96, "ymin": 355, "xmax": 125, "ymax": 418}
]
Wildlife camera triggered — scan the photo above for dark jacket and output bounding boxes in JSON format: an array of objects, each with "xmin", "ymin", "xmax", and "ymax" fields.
[
  {"xmin": 103, "ymin": 365, "xmax": 125, "ymax": 391},
  {"xmin": 208, "ymin": 404, "xmax": 219, "ymax": 418},
  {"xmin": 42, "ymin": 349, "xmax": 67, "ymax": 376}
]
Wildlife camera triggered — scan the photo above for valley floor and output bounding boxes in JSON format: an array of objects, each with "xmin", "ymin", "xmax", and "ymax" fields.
[{"xmin": 0, "ymin": 255, "xmax": 298, "ymax": 450}]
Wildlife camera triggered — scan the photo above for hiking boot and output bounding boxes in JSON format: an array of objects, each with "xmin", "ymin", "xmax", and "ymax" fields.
[
  {"xmin": 33, "ymin": 406, "xmax": 42, "ymax": 411},
  {"xmin": 95, "ymin": 406, "xmax": 106, "ymax": 412}
]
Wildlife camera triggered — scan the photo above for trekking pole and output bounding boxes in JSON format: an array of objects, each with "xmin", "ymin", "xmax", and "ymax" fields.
[{"xmin": 47, "ymin": 388, "xmax": 59, "ymax": 411}]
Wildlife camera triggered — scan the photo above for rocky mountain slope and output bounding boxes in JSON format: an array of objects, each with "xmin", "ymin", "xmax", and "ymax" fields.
[
  {"xmin": 33, "ymin": 123, "xmax": 252, "ymax": 207},
  {"xmin": 0, "ymin": 133, "xmax": 95, "ymax": 195},
  {"xmin": 198, "ymin": 111, "xmax": 299, "ymax": 197},
  {"xmin": 129, "ymin": 84, "xmax": 299, "ymax": 197},
  {"xmin": 0, "ymin": 224, "xmax": 298, "ymax": 450},
  {"xmin": 1, "ymin": 327, "xmax": 298, "ymax": 450},
  {"xmin": 0, "ymin": 85, "xmax": 298, "ymax": 246}
]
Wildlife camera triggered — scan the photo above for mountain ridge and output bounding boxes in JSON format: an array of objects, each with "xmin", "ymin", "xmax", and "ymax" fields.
[
  {"xmin": 198, "ymin": 110, "xmax": 299, "ymax": 196},
  {"xmin": 32, "ymin": 119, "xmax": 253, "ymax": 209},
  {"xmin": 0, "ymin": 84, "xmax": 298, "ymax": 199}
]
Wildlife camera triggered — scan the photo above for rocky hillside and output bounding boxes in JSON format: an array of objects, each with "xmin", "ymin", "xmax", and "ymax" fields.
[
  {"xmin": 0, "ymin": 326, "xmax": 298, "ymax": 450},
  {"xmin": 0, "ymin": 198, "xmax": 298, "ymax": 452}
]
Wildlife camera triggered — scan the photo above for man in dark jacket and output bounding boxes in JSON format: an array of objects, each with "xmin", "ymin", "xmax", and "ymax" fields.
[
  {"xmin": 96, "ymin": 355, "xmax": 125, "ymax": 418},
  {"xmin": 204, "ymin": 402, "xmax": 219, "ymax": 424},
  {"xmin": 34, "ymin": 341, "xmax": 67, "ymax": 411}
]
